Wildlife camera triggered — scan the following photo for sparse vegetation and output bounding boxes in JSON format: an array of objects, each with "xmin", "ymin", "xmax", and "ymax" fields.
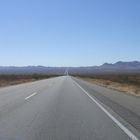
[
  {"xmin": 79, "ymin": 74, "xmax": 140, "ymax": 85},
  {"xmin": 78, "ymin": 74, "xmax": 140, "ymax": 96},
  {"xmin": 0, "ymin": 74, "xmax": 59, "ymax": 87}
]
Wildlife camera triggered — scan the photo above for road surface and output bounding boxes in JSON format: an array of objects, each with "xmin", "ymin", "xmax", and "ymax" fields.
[{"xmin": 0, "ymin": 76, "xmax": 139, "ymax": 140}]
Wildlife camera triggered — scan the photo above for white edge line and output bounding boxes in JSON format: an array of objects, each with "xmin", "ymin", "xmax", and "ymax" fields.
[
  {"xmin": 25, "ymin": 92, "xmax": 37, "ymax": 100},
  {"xmin": 73, "ymin": 80, "xmax": 139, "ymax": 140}
]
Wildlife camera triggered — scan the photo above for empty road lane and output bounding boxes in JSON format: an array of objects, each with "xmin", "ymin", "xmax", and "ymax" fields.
[{"xmin": 0, "ymin": 76, "xmax": 139, "ymax": 140}]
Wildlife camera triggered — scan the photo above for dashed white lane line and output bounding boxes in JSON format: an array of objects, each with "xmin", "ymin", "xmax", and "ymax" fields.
[
  {"xmin": 73, "ymin": 80, "xmax": 139, "ymax": 140},
  {"xmin": 25, "ymin": 92, "xmax": 37, "ymax": 100}
]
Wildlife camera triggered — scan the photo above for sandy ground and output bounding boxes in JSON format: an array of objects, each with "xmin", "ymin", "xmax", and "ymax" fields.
[
  {"xmin": 0, "ymin": 79, "xmax": 36, "ymax": 87},
  {"xmin": 80, "ymin": 77, "xmax": 140, "ymax": 96}
]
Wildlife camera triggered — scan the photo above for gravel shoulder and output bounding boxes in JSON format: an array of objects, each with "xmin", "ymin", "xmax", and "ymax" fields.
[{"xmin": 79, "ymin": 77, "xmax": 140, "ymax": 96}]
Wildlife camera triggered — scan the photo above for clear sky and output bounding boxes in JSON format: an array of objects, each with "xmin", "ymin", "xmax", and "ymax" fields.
[{"xmin": 0, "ymin": 0, "xmax": 140, "ymax": 66}]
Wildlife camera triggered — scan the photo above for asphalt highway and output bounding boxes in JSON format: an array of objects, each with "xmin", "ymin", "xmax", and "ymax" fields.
[{"xmin": 0, "ymin": 76, "xmax": 139, "ymax": 140}]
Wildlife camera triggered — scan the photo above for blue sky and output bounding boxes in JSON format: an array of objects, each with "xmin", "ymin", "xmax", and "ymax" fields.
[{"xmin": 0, "ymin": 0, "xmax": 140, "ymax": 66}]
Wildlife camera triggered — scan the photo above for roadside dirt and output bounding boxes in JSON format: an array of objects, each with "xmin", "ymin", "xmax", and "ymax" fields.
[
  {"xmin": 0, "ymin": 79, "xmax": 36, "ymax": 87},
  {"xmin": 80, "ymin": 77, "xmax": 140, "ymax": 96}
]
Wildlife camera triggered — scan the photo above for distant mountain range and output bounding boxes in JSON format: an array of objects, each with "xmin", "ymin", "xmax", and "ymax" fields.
[
  {"xmin": 100, "ymin": 61, "xmax": 140, "ymax": 69},
  {"xmin": 0, "ymin": 61, "xmax": 140, "ymax": 75}
]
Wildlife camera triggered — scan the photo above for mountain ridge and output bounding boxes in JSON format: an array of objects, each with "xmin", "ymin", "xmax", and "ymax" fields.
[{"xmin": 0, "ymin": 61, "xmax": 140, "ymax": 75}]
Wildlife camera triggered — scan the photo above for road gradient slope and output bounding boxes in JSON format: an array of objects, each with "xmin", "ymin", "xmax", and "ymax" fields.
[{"xmin": 0, "ymin": 76, "xmax": 139, "ymax": 140}]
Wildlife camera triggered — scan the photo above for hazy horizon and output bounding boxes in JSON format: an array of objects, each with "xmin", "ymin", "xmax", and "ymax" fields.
[
  {"xmin": 0, "ymin": 0, "xmax": 140, "ymax": 67},
  {"xmin": 0, "ymin": 60, "xmax": 139, "ymax": 67}
]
